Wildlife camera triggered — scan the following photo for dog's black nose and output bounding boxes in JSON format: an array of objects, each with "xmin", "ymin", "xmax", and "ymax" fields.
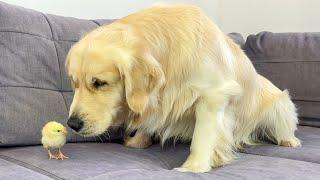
[{"xmin": 67, "ymin": 116, "xmax": 84, "ymax": 132}]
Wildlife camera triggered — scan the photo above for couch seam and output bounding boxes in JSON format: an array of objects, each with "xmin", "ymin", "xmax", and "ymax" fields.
[
  {"xmin": 298, "ymin": 123, "xmax": 320, "ymax": 128},
  {"xmin": 251, "ymin": 60, "xmax": 320, "ymax": 63},
  {"xmin": 90, "ymin": 20, "xmax": 101, "ymax": 26},
  {"xmin": 1, "ymin": 85, "xmax": 72, "ymax": 113},
  {"xmin": 242, "ymin": 151, "xmax": 320, "ymax": 165},
  {"xmin": 42, "ymin": 13, "xmax": 63, "ymax": 92},
  {"xmin": 293, "ymin": 99, "xmax": 320, "ymax": 103},
  {"xmin": 60, "ymin": 92, "xmax": 70, "ymax": 113},
  {"xmin": 0, "ymin": 154, "xmax": 65, "ymax": 180},
  {"xmin": 86, "ymin": 168, "xmax": 166, "ymax": 179},
  {"xmin": 103, "ymin": 150, "xmax": 171, "ymax": 170},
  {"xmin": 0, "ymin": 85, "xmax": 72, "ymax": 92},
  {"xmin": 0, "ymin": 30, "xmax": 77, "ymax": 42},
  {"xmin": 42, "ymin": 13, "xmax": 73, "ymax": 116}
]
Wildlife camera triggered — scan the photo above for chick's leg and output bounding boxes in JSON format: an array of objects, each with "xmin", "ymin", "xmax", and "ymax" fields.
[
  {"xmin": 47, "ymin": 149, "xmax": 58, "ymax": 160},
  {"xmin": 57, "ymin": 148, "xmax": 68, "ymax": 160}
]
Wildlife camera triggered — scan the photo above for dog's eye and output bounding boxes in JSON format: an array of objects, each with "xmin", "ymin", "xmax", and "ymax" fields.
[{"xmin": 92, "ymin": 78, "xmax": 108, "ymax": 89}]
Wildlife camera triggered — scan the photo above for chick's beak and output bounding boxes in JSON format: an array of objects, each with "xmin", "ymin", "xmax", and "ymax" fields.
[{"xmin": 62, "ymin": 128, "xmax": 68, "ymax": 135}]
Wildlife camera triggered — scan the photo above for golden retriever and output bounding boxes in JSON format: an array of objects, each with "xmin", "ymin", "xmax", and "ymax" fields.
[{"xmin": 65, "ymin": 4, "xmax": 301, "ymax": 172}]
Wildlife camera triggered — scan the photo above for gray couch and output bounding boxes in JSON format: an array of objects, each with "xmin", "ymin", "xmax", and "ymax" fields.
[{"xmin": 0, "ymin": 2, "xmax": 319, "ymax": 179}]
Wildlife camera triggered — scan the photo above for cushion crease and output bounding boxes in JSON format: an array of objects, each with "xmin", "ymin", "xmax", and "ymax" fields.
[
  {"xmin": 42, "ymin": 13, "xmax": 62, "ymax": 91},
  {"xmin": 0, "ymin": 154, "xmax": 64, "ymax": 180}
]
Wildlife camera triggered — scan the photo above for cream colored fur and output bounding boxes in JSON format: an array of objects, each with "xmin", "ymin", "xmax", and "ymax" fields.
[{"xmin": 65, "ymin": 5, "xmax": 301, "ymax": 173}]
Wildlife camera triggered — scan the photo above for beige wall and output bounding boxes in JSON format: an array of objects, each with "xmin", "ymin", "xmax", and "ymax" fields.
[
  {"xmin": 2, "ymin": 0, "xmax": 320, "ymax": 37},
  {"xmin": 1, "ymin": 0, "xmax": 206, "ymax": 19},
  {"xmin": 216, "ymin": 0, "xmax": 320, "ymax": 37}
]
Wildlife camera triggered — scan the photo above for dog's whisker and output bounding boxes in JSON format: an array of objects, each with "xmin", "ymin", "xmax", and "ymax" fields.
[
  {"xmin": 109, "ymin": 125, "xmax": 121, "ymax": 128},
  {"xmin": 103, "ymin": 133, "xmax": 109, "ymax": 142},
  {"xmin": 100, "ymin": 133, "xmax": 106, "ymax": 141},
  {"xmin": 97, "ymin": 135, "xmax": 103, "ymax": 143},
  {"xmin": 106, "ymin": 131, "xmax": 111, "ymax": 142},
  {"xmin": 74, "ymin": 132, "xmax": 78, "ymax": 143},
  {"xmin": 101, "ymin": 131, "xmax": 110, "ymax": 143}
]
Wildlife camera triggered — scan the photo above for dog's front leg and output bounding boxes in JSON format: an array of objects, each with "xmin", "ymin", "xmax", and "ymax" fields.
[
  {"xmin": 175, "ymin": 99, "xmax": 225, "ymax": 173},
  {"xmin": 176, "ymin": 81, "xmax": 242, "ymax": 173},
  {"xmin": 124, "ymin": 130, "xmax": 152, "ymax": 149}
]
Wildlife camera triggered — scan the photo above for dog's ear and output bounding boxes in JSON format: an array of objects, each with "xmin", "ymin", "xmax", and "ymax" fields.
[{"xmin": 121, "ymin": 53, "xmax": 165, "ymax": 114}]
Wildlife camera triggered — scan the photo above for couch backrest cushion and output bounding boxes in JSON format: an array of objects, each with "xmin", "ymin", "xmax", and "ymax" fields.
[
  {"xmin": 228, "ymin": 32, "xmax": 245, "ymax": 48},
  {"xmin": 244, "ymin": 32, "xmax": 320, "ymax": 127},
  {"xmin": 0, "ymin": 2, "xmax": 123, "ymax": 146}
]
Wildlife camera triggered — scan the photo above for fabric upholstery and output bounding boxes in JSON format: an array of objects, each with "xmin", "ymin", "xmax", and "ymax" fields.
[
  {"xmin": 244, "ymin": 126, "xmax": 320, "ymax": 163},
  {"xmin": 0, "ymin": 1, "xmax": 120, "ymax": 146},
  {"xmin": 0, "ymin": 158, "xmax": 51, "ymax": 179},
  {"xmin": 244, "ymin": 32, "xmax": 320, "ymax": 127},
  {"xmin": 228, "ymin": 32, "xmax": 245, "ymax": 48},
  {"xmin": 0, "ymin": 126, "xmax": 319, "ymax": 180}
]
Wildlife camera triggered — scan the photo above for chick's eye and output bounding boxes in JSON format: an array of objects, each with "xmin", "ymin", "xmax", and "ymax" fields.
[
  {"xmin": 57, "ymin": 130, "xmax": 61, "ymax": 132},
  {"xmin": 92, "ymin": 78, "xmax": 108, "ymax": 89}
]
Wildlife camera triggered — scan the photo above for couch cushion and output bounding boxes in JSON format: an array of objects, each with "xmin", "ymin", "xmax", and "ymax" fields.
[
  {"xmin": 244, "ymin": 32, "xmax": 320, "ymax": 127},
  {"xmin": 0, "ymin": 126, "xmax": 319, "ymax": 179},
  {"xmin": 0, "ymin": 158, "xmax": 51, "ymax": 180},
  {"xmin": 244, "ymin": 126, "xmax": 320, "ymax": 163},
  {"xmin": 0, "ymin": 2, "xmax": 122, "ymax": 146},
  {"xmin": 228, "ymin": 32, "xmax": 245, "ymax": 48},
  {"xmin": 1, "ymin": 144, "xmax": 320, "ymax": 180}
]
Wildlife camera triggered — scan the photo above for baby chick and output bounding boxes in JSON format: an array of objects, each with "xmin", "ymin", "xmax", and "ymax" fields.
[{"xmin": 41, "ymin": 121, "xmax": 68, "ymax": 160}]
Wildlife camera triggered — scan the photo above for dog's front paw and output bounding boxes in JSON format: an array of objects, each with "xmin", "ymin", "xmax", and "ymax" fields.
[
  {"xmin": 174, "ymin": 164, "xmax": 211, "ymax": 173},
  {"xmin": 124, "ymin": 133, "xmax": 152, "ymax": 149},
  {"xmin": 174, "ymin": 160, "xmax": 211, "ymax": 173},
  {"xmin": 280, "ymin": 137, "xmax": 301, "ymax": 147}
]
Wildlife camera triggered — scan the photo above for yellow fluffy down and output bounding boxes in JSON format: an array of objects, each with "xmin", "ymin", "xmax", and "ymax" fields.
[{"xmin": 41, "ymin": 121, "xmax": 67, "ymax": 149}]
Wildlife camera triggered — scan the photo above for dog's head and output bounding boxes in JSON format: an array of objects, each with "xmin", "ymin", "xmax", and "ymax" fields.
[{"xmin": 65, "ymin": 29, "xmax": 164, "ymax": 136}]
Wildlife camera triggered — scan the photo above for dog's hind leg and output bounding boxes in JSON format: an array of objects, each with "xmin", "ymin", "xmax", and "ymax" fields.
[{"xmin": 259, "ymin": 90, "xmax": 301, "ymax": 147}]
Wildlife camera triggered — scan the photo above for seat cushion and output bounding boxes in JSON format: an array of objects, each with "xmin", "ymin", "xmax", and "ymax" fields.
[
  {"xmin": 0, "ymin": 126, "xmax": 319, "ymax": 179},
  {"xmin": 1, "ymin": 144, "xmax": 320, "ymax": 180},
  {"xmin": 244, "ymin": 32, "xmax": 320, "ymax": 127},
  {"xmin": 244, "ymin": 126, "xmax": 320, "ymax": 163},
  {"xmin": 0, "ymin": 158, "xmax": 51, "ymax": 180}
]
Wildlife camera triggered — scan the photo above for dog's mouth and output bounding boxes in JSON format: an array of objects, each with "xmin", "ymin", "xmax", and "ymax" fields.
[
  {"xmin": 75, "ymin": 123, "xmax": 110, "ymax": 137},
  {"xmin": 76, "ymin": 128, "xmax": 100, "ymax": 137},
  {"xmin": 77, "ymin": 130, "xmax": 94, "ymax": 137},
  {"xmin": 68, "ymin": 114, "xmax": 115, "ymax": 137}
]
